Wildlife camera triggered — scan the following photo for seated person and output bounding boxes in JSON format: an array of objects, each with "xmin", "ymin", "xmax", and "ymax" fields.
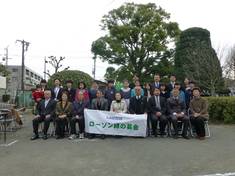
[
  {"xmin": 129, "ymin": 86, "xmax": 148, "ymax": 115},
  {"xmin": 55, "ymin": 92, "xmax": 73, "ymax": 139},
  {"xmin": 189, "ymin": 87, "xmax": 209, "ymax": 140},
  {"xmin": 167, "ymin": 89, "xmax": 190, "ymax": 139},
  {"xmin": 148, "ymin": 88, "xmax": 168, "ymax": 137},
  {"xmin": 31, "ymin": 89, "xmax": 57, "ymax": 140},
  {"xmin": 110, "ymin": 92, "xmax": 127, "ymax": 113},
  {"xmin": 90, "ymin": 90, "xmax": 108, "ymax": 139},
  {"xmin": 69, "ymin": 92, "xmax": 90, "ymax": 140}
]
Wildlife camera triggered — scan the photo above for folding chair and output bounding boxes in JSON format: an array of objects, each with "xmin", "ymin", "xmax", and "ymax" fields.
[{"xmin": 188, "ymin": 109, "xmax": 211, "ymax": 138}]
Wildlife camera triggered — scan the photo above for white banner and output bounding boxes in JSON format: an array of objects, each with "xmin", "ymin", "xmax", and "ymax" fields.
[
  {"xmin": 0, "ymin": 76, "xmax": 6, "ymax": 89},
  {"xmin": 84, "ymin": 109, "xmax": 147, "ymax": 137}
]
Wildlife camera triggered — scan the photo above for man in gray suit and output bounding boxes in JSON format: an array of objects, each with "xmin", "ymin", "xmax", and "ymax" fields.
[
  {"xmin": 90, "ymin": 90, "xmax": 108, "ymax": 139},
  {"xmin": 91, "ymin": 90, "xmax": 108, "ymax": 111},
  {"xmin": 167, "ymin": 89, "xmax": 190, "ymax": 139}
]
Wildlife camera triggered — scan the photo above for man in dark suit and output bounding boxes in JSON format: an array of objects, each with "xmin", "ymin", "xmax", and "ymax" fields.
[
  {"xmin": 148, "ymin": 87, "xmax": 168, "ymax": 137},
  {"xmin": 167, "ymin": 89, "xmax": 190, "ymax": 139},
  {"xmin": 51, "ymin": 78, "xmax": 63, "ymax": 101},
  {"xmin": 31, "ymin": 89, "xmax": 57, "ymax": 140},
  {"xmin": 129, "ymin": 86, "xmax": 148, "ymax": 114},
  {"xmin": 63, "ymin": 80, "xmax": 76, "ymax": 102},
  {"xmin": 151, "ymin": 74, "xmax": 161, "ymax": 91},
  {"xmin": 167, "ymin": 74, "xmax": 177, "ymax": 93}
]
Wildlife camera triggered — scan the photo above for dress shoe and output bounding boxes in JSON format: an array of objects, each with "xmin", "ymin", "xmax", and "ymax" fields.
[
  {"xmin": 182, "ymin": 135, "xmax": 190, "ymax": 140},
  {"xmin": 42, "ymin": 135, "xmax": 48, "ymax": 140},
  {"xmin": 31, "ymin": 135, "xmax": 39, "ymax": 140}
]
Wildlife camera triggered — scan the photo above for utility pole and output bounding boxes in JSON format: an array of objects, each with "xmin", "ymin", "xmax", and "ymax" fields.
[
  {"xmin": 16, "ymin": 40, "xmax": 30, "ymax": 92},
  {"xmin": 44, "ymin": 56, "xmax": 48, "ymax": 80},
  {"xmin": 2, "ymin": 46, "xmax": 11, "ymax": 94},
  {"xmin": 92, "ymin": 55, "xmax": 97, "ymax": 80}
]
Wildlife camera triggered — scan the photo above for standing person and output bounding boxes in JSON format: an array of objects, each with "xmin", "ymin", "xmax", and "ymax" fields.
[
  {"xmin": 144, "ymin": 83, "xmax": 152, "ymax": 99},
  {"xmin": 185, "ymin": 81, "xmax": 196, "ymax": 109},
  {"xmin": 104, "ymin": 80, "xmax": 116, "ymax": 110},
  {"xmin": 182, "ymin": 77, "xmax": 190, "ymax": 92},
  {"xmin": 168, "ymin": 74, "xmax": 177, "ymax": 92},
  {"xmin": 120, "ymin": 79, "xmax": 131, "ymax": 109},
  {"xmin": 129, "ymin": 86, "xmax": 148, "ymax": 115},
  {"xmin": 31, "ymin": 89, "xmax": 57, "ymax": 140},
  {"xmin": 91, "ymin": 90, "xmax": 108, "ymax": 139},
  {"xmin": 151, "ymin": 74, "xmax": 161, "ymax": 91},
  {"xmin": 51, "ymin": 78, "xmax": 63, "ymax": 101},
  {"xmin": 172, "ymin": 83, "xmax": 186, "ymax": 104},
  {"xmin": 63, "ymin": 80, "xmax": 76, "ymax": 102},
  {"xmin": 131, "ymin": 80, "xmax": 144, "ymax": 97},
  {"xmin": 89, "ymin": 81, "xmax": 99, "ymax": 103},
  {"xmin": 69, "ymin": 92, "xmax": 90, "ymax": 140},
  {"xmin": 148, "ymin": 88, "xmax": 168, "ymax": 137},
  {"xmin": 55, "ymin": 92, "xmax": 73, "ymax": 139},
  {"xmin": 167, "ymin": 89, "xmax": 190, "ymax": 139},
  {"xmin": 75, "ymin": 81, "xmax": 89, "ymax": 102},
  {"xmin": 40, "ymin": 79, "xmax": 47, "ymax": 92},
  {"xmin": 32, "ymin": 84, "xmax": 44, "ymax": 115},
  {"xmin": 190, "ymin": 87, "xmax": 209, "ymax": 140},
  {"xmin": 110, "ymin": 92, "xmax": 127, "ymax": 113},
  {"xmin": 129, "ymin": 74, "xmax": 140, "ymax": 89},
  {"xmin": 160, "ymin": 84, "xmax": 170, "ymax": 99}
]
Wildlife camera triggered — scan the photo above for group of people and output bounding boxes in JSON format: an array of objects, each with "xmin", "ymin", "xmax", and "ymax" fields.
[{"xmin": 31, "ymin": 74, "xmax": 209, "ymax": 141}]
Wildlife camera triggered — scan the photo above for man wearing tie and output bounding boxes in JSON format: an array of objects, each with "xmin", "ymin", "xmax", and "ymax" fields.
[
  {"xmin": 129, "ymin": 86, "xmax": 148, "ymax": 115},
  {"xmin": 151, "ymin": 74, "xmax": 161, "ymax": 91},
  {"xmin": 31, "ymin": 89, "xmax": 57, "ymax": 140},
  {"xmin": 167, "ymin": 89, "xmax": 190, "ymax": 139},
  {"xmin": 148, "ymin": 87, "xmax": 168, "ymax": 137},
  {"xmin": 51, "ymin": 78, "xmax": 63, "ymax": 101},
  {"xmin": 168, "ymin": 74, "xmax": 177, "ymax": 92}
]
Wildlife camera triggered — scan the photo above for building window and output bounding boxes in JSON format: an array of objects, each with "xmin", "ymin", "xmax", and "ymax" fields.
[
  {"xmin": 30, "ymin": 72, "xmax": 33, "ymax": 77},
  {"xmin": 12, "ymin": 68, "xmax": 18, "ymax": 72},
  {"xmin": 26, "ymin": 69, "xmax": 29, "ymax": 76}
]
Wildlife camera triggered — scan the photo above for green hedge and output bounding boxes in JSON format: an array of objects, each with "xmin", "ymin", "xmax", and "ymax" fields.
[{"xmin": 206, "ymin": 97, "xmax": 235, "ymax": 123}]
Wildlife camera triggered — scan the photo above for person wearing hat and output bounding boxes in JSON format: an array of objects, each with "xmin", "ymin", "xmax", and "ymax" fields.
[
  {"xmin": 189, "ymin": 87, "xmax": 209, "ymax": 140},
  {"xmin": 104, "ymin": 80, "xmax": 116, "ymax": 110},
  {"xmin": 63, "ymin": 80, "xmax": 76, "ymax": 102}
]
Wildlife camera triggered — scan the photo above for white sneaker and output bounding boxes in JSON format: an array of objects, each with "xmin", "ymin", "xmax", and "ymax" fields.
[
  {"xmin": 79, "ymin": 133, "xmax": 84, "ymax": 139},
  {"xmin": 68, "ymin": 134, "xmax": 76, "ymax": 140}
]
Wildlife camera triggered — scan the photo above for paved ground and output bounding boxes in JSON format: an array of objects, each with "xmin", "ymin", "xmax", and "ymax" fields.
[{"xmin": 1, "ymin": 112, "xmax": 235, "ymax": 176}]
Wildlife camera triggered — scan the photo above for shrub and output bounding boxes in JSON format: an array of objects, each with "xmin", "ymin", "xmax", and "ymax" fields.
[
  {"xmin": 47, "ymin": 70, "xmax": 93, "ymax": 89},
  {"xmin": 206, "ymin": 97, "xmax": 235, "ymax": 123}
]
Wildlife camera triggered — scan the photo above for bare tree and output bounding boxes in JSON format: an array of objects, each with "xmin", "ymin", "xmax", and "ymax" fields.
[
  {"xmin": 44, "ymin": 56, "xmax": 70, "ymax": 77},
  {"xmin": 223, "ymin": 45, "xmax": 235, "ymax": 80}
]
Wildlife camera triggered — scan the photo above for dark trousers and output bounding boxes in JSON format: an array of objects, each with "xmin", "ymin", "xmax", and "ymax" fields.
[
  {"xmin": 32, "ymin": 115, "xmax": 53, "ymax": 135},
  {"xmin": 169, "ymin": 115, "xmax": 189, "ymax": 136},
  {"xmin": 151, "ymin": 114, "xmax": 168, "ymax": 135},
  {"xmin": 70, "ymin": 116, "xmax": 85, "ymax": 134},
  {"xmin": 190, "ymin": 116, "xmax": 206, "ymax": 137},
  {"xmin": 55, "ymin": 118, "xmax": 67, "ymax": 137}
]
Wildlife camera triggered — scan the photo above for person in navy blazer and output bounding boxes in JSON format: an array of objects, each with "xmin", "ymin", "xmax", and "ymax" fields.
[
  {"xmin": 51, "ymin": 78, "xmax": 63, "ymax": 101},
  {"xmin": 63, "ymin": 80, "xmax": 76, "ymax": 102},
  {"xmin": 31, "ymin": 89, "xmax": 57, "ymax": 140}
]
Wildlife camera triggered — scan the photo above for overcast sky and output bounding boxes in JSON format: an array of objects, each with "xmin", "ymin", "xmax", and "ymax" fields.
[{"xmin": 0, "ymin": 0, "xmax": 234, "ymax": 80}]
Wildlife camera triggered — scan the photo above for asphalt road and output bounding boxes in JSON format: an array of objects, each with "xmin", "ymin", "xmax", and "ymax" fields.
[{"xmin": 1, "ymin": 113, "xmax": 235, "ymax": 176}]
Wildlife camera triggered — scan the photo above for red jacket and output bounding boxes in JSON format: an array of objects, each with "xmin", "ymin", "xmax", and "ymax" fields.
[{"xmin": 32, "ymin": 90, "xmax": 44, "ymax": 102}]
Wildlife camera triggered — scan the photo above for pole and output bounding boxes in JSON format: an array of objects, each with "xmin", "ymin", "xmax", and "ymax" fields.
[
  {"xmin": 21, "ymin": 41, "xmax": 25, "ymax": 92},
  {"xmin": 44, "ymin": 57, "xmax": 47, "ymax": 80}
]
